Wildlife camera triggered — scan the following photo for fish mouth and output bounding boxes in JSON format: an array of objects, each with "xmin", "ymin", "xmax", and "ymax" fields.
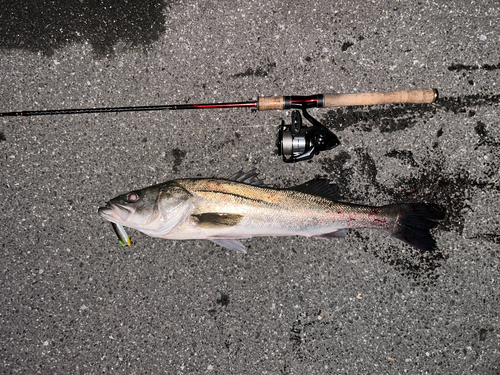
[{"xmin": 98, "ymin": 202, "xmax": 133, "ymax": 223}]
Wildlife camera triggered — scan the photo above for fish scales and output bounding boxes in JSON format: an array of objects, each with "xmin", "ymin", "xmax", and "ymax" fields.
[{"xmin": 178, "ymin": 179, "xmax": 397, "ymax": 234}]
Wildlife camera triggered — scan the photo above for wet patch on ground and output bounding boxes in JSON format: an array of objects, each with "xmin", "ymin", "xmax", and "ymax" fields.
[
  {"xmin": 474, "ymin": 121, "xmax": 500, "ymax": 148},
  {"xmin": 232, "ymin": 61, "xmax": 277, "ymax": 78},
  {"xmin": 341, "ymin": 41, "xmax": 354, "ymax": 51},
  {"xmin": 207, "ymin": 292, "xmax": 243, "ymax": 358},
  {"xmin": 216, "ymin": 293, "xmax": 230, "ymax": 307},
  {"xmin": 0, "ymin": 0, "xmax": 171, "ymax": 57},
  {"xmin": 289, "ymin": 310, "xmax": 339, "ymax": 362},
  {"xmin": 448, "ymin": 62, "xmax": 500, "ymax": 71},
  {"xmin": 358, "ymin": 230, "xmax": 449, "ymax": 283},
  {"xmin": 171, "ymin": 148, "xmax": 187, "ymax": 174}
]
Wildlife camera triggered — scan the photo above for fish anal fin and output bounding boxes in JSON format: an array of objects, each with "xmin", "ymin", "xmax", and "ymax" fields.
[
  {"xmin": 209, "ymin": 238, "xmax": 247, "ymax": 253},
  {"xmin": 312, "ymin": 229, "xmax": 348, "ymax": 239},
  {"xmin": 192, "ymin": 213, "xmax": 243, "ymax": 228},
  {"xmin": 289, "ymin": 179, "xmax": 343, "ymax": 201}
]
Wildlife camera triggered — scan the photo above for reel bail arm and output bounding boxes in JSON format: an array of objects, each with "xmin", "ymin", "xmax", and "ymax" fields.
[{"xmin": 276, "ymin": 104, "xmax": 340, "ymax": 163}]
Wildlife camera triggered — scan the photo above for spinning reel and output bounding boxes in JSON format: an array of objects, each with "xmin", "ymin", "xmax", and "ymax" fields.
[{"xmin": 276, "ymin": 106, "xmax": 340, "ymax": 163}]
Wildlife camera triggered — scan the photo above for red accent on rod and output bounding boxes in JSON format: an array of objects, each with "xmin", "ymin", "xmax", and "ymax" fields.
[
  {"xmin": 290, "ymin": 99, "xmax": 317, "ymax": 103},
  {"xmin": 193, "ymin": 102, "xmax": 257, "ymax": 109},
  {"xmin": 290, "ymin": 96, "xmax": 319, "ymax": 105},
  {"xmin": 170, "ymin": 102, "xmax": 257, "ymax": 110}
]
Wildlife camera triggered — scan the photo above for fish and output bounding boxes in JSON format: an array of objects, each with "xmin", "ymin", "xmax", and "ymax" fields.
[{"xmin": 98, "ymin": 170, "xmax": 445, "ymax": 253}]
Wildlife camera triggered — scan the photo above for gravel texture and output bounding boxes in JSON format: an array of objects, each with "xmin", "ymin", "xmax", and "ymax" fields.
[{"xmin": 1, "ymin": 0, "xmax": 499, "ymax": 373}]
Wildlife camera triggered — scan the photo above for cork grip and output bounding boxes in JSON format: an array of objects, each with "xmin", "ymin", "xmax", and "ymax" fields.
[
  {"xmin": 323, "ymin": 88, "xmax": 437, "ymax": 107},
  {"xmin": 257, "ymin": 96, "xmax": 286, "ymax": 110}
]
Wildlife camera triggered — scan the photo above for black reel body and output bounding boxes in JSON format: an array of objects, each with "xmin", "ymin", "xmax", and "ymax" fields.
[{"xmin": 276, "ymin": 106, "xmax": 340, "ymax": 162}]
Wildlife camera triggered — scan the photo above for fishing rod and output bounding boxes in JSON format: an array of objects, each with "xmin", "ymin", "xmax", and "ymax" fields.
[
  {"xmin": 0, "ymin": 88, "xmax": 437, "ymax": 116},
  {"xmin": 0, "ymin": 88, "xmax": 438, "ymax": 162}
]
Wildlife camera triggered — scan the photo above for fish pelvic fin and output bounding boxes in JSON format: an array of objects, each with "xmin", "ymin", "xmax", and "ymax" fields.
[
  {"xmin": 312, "ymin": 229, "xmax": 348, "ymax": 239},
  {"xmin": 390, "ymin": 203, "xmax": 446, "ymax": 252},
  {"xmin": 192, "ymin": 213, "xmax": 243, "ymax": 228},
  {"xmin": 209, "ymin": 238, "xmax": 247, "ymax": 253}
]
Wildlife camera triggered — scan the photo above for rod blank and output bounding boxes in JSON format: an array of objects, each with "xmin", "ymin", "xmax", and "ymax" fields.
[{"xmin": 0, "ymin": 102, "xmax": 257, "ymax": 117}]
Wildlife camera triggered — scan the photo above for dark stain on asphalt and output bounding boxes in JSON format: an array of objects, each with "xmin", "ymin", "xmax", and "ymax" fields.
[
  {"xmin": 232, "ymin": 61, "xmax": 277, "ymax": 78},
  {"xmin": 475, "ymin": 121, "xmax": 500, "ymax": 148},
  {"xmin": 171, "ymin": 148, "xmax": 187, "ymax": 174},
  {"xmin": 0, "ymin": 0, "xmax": 172, "ymax": 57},
  {"xmin": 321, "ymin": 149, "xmax": 496, "ymax": 231},
  {"xmin": 448, "ymin": 62, "xmax": 500, "ymax": 71},
  {"xmin": 341, "ymin": 41, "xmax": 354, "ymax": 51},
  {"xmin": 365, "ymin": 233, "xmax": 449, "ymax": 283},
  {"xmin": 384, "ymin": 150, "xmax": 419, "ymax": 167},
  {"xmin": 289, "ymin": 311, "xmax": 339, "ymax": 362},
  {"xmin": 0, "ymin": 131, "xmax": 6, "ymax": 142},
  {"xmin": 216, "ymin": 293, "xmax": 230, "ymax": 307},
  {"xmin": 471, "ymin": 233, "xmax": 500, "ymax": 244}
]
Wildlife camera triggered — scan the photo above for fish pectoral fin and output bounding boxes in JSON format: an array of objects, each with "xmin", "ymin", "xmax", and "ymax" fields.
[
  {"xmin": 209, "ymin": 238, "xmax": 247, "ymax": 254},
  {"xmin": 192, "ymin": 213, "xmax": 243, "ymax": 228},
  {"xmin": 312, "ymin": 229, "xmax": 348, "ymax": 239}
]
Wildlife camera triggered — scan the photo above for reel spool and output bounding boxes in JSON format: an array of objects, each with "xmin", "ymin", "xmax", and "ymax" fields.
[{"xmin": 276, "ymin": 107, "xmax": 340, "ymax": 163}]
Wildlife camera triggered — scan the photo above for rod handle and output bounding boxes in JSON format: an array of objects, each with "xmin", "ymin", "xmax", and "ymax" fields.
[
  {"xmin": 257, "ymin": 88, "xmax": 437, "ymax": 110},
  {"xmin": 323, "ymin": 88, "xmax": 437, "ymax": 107},
  {"xmin": 257, "ymin": 96, "xmax": 286, "ymax": 111}
]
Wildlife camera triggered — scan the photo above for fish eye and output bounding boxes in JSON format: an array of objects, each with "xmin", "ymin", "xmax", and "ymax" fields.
[{"xmin": 126, "ymin": 192, "xmax": 140, "ymax": 203}]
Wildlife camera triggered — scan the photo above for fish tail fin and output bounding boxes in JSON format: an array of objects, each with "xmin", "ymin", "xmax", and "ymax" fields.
[{"xmin": 389, "ymin": 203, "xmax": 446, "ymax": 252}]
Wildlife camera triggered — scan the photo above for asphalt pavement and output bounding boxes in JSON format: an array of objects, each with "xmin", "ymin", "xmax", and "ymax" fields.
[{"xmin": 1, "ymin": 0, "xmax": 499, "ymax": 373}]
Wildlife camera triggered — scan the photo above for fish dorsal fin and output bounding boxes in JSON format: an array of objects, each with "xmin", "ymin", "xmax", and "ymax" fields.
[
  {"xmin": 289, "ymin": 178, "xmax": 343, "ymax": 201},
  {"xmin": 228, "ymin": 169, "xmax": 266, "ymax": 186}
]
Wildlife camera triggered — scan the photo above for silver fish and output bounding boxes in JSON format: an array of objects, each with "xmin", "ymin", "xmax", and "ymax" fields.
[{"xmin": 98, "ymin": 170, "xmax": 445, "ymax": 253}]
